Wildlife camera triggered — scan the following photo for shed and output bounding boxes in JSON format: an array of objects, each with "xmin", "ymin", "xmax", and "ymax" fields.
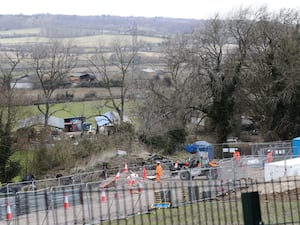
[
  {"xmin": 184, "ymin": 141, "xmax": 214, "ymax": 160},
  {"xmin": 292, "ymin": 137, "xmax": 300, "ymax": 157},
  {"xmin": 64, "ymin": 117, "xmax": 85, "ymax": 132}
]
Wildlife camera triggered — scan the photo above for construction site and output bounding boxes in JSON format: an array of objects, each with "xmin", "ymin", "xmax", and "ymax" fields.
[{"xmin": 0, "ymin": 151, "xmax": 300, "ymax": 225}]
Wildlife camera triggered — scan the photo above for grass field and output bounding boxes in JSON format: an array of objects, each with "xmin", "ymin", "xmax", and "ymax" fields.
[
  {"xmin": 0, "ymin": 31, "xmax": 164, "ymax": 47},
  {"xmin": 21, "ymin": 97, "xmax": 136, "ymax": 127},
  {"xmin": 0, "ymin": 27, "xmax": 41, "ymax": 36},
  {"xmin": 22, "ymin": 100, "xmax": 114, "ymax": 124},
  {"xmin": 101, "ymin": 196, "xmax": 300, "ymax": 225}
]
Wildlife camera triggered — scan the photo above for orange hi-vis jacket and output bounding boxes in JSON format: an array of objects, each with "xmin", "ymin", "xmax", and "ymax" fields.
[
  {"xmin": 267, "ymin": 151, "xmax": 273, "ymax": 163},
  {"xmin": 233, "ymin": 150, "xmax": 240, "ymax": 161},
  {"xmin": 156, "ymin": 164, "xmax": 162, "ymax": 177}
]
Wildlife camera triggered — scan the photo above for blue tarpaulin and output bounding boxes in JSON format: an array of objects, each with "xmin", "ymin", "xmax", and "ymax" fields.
[{"xmin": 184, "ymin": 141, "xmax": 214, "ymax": 160}]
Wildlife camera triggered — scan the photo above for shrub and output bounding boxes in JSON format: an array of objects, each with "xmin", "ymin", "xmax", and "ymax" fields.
[
  {"xmin": 138, "ymin": 127, "xmax": 187, "ymax": 155},
  {"xmin": 168, "ymin": 128, "xmax": 187, "ymax": 144},
  {"xmin": 83, "ymin": 91, "xmax": 97, "ymax": 99},
  {"xmin": 5, "ymin": 160, "xmax": 21, "ymax": 182}
]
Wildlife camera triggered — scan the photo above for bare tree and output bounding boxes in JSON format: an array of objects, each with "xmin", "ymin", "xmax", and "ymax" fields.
[
  {"xmin": 31, "ymin": 40, "xmax": 77, "ymax": 127},
  {"xmin": 242, "ymin": 8, "xmax": 300, "ymax": 140},
  {"xmin": 0, "ymin": 50, "xmax": 24, "ymax": 182},
  {"xmin": 139, "ymin": 34, "xmax": 201, "ymax": 136},
  {"xmin": 89, "ymin": 40, "xmax": 138, "ymax": 123},
  {"xmin": 139, "ymin": 8, "xmax": 261, "ymax": 143},
  {"xmin": 139, "ymin": 15, "xmax": 231, "ymax": 141}
]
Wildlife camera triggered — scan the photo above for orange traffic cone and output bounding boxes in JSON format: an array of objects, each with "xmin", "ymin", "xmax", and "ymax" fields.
[
  {"xmin": 101, "ymin": 188, "xmax": 107, "ymax": 202},
  {"xmin": 6, "ymin": 202, "xmax": 12, "ymax": 220},
  {"xmin": 124, "ymin": 162, "xmax": 129, "ymax": 172},
  {"xmin": 115, "ymin": 170, "xmax": 120, "ymax": 181},
  {"xmin": 64, "ymin": 193, "xmax": 69, "ymax": 209},
  {"xmin": 143, "ymin": 167, "xmax": 147, "ymax": 179}
]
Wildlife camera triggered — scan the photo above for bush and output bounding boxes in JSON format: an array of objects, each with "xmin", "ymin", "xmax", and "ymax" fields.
[
  {"xmin": 168, "ymin": 128, "xmax": 187, "ymax": 143},
  {"xmin": 83, "ymin": 91, "xmax": 97, "ymax": 99},
  {"xmin": 138, "ymin": 127, "xmax": 187, "ymax": 155},
  {"xmin": 5, "ymin": 160, "xmax": 21, "ymax": 182},
  {"xmin": 116, "ymin": 122, "xmax": 135, "ymax": 135}
]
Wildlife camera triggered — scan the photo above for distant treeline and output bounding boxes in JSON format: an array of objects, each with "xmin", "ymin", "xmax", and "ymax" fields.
[{"xmin": 0, "ymin": 14, "xmax": 203, "ymax": 38}]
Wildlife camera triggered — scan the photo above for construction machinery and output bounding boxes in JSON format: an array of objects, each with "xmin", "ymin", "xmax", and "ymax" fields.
[
  {"xmin": 178, "ymin": 156, "xmax": 218, "ymax": 180},
  {"xmin": 170, "ymin": 140, "xmax": 218, "ymax": 180}
]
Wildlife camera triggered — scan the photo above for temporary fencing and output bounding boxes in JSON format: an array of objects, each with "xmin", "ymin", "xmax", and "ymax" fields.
[
  {"xmin": 0, "ymin": 158, "xmax": 300, "ymax": 224},
  {"xmin": 0, "ymin": 176, "xmax": 299, "ymax": 225}
]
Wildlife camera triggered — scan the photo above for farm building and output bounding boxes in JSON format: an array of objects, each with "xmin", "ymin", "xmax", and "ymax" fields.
[
  {"xmin": 69, "ymin": 73, "xmax": 96, "ymax": 85},
  {"xmin": 12, "ymin": 74, "xmax": 33, "ymax": 89},
  {"xmin": 95, "ymin": 111, "xmax": 131, "ymax": 135},
  {"xmin": 18, "ymin": 115, "xmax": 64, "ymax": 129},
  {"xmin": 64, "ymin": 116, "xmax": 86, "ymax": 132}
]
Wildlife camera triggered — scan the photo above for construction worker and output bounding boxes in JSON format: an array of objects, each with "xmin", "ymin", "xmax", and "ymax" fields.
[
  {"xmin": 266, "ymin": 149, "xmax": 274, "ymax": 163},
  {"xmin": 233, "ymin": 148, "xmax": 240, "ymax": 161},
  {"xmin": 156, "ymin": 161, "xmax": 163, "ymax": 182}
]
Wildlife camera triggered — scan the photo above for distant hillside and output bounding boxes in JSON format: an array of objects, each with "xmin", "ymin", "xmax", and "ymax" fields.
[{"xmin": 0, "ymin": 14, "xmax": 204, "ymax": 38}]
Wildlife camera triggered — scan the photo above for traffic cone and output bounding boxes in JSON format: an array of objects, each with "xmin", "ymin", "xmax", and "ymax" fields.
[
  {"xmin": 124, "ymin": 162, "xmax": 129, "ymax": 172},
  {"xmin": 138, "ymin": 181, "xmax": 143, "ymax": 193},
  {"xmin": 6, "ymin": 202, "xmax": 12, "ymax": 220},
  {"xmin": 101, "ymin": 188, "xmax": 107, "ymax": 202},
  {"xmin": 143, "ymin": 167, "xmax": 147, "ymax": 179},
  {"xmin": 115, "ymin": 170, "xmax": 120, "ymax": 181},
  {"xmin": 128, "ymin": 177, "xmax": 135, "ymax": 185},
  {"xmin": 128, "ymin": 178, "xmax": 134, "ymax": 194},
  {"xmin": 129, "ymin": 187, "xmax": 133, "ymax": 194},
  {"xmin": 64, "ymin": 193, "xmax": 69, "ymax": 209}
]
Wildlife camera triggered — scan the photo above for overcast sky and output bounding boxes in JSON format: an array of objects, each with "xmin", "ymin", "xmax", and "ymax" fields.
[{"xmin": 0, "ymin": 0, "xmax": 299, "ymax": 19}]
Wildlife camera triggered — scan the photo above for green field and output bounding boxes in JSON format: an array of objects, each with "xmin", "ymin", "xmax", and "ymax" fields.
[
  {"xmin": 0, "ymin": 31, "xmax": 164, "ymax": 47},
  {"xmin": 0, "ymin": 27, "xmax": 41, "ymax": 36},
  {"xmin": 22, "ymin": 99, "xmax": 135, "ymax": 127}
]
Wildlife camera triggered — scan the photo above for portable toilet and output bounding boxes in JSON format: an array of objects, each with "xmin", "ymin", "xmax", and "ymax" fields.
[{"xmin": 292, "ymin": 137, "xmax": 300, "ymax": 158}]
